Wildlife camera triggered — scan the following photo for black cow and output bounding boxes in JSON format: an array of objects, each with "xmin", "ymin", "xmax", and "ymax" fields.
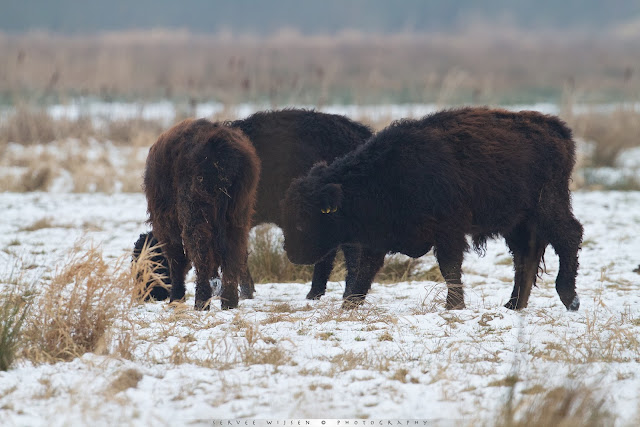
[{"xmin": 281, "ymin": 107, "xmax": 583, "ymax": 311}]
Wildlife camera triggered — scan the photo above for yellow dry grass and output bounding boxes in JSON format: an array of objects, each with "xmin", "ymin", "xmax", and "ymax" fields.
[
  {"xmin": 19, "ymin": 245, "xmax": 135, "ymax": 363},
  {"xmin": 2, "ymin": 31, "xmax": 639, "ymax": 105},
  {"xmin": 130, "ymin": 238, "xmax": 170, "ymax": 302}
]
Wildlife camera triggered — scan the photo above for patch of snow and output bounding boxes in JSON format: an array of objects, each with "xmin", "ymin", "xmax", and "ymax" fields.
[
  {"xmin": 0, "ymin": 99, "xmax": 632, "ymax": 126},
  {"xmin": 0, "ymin": 191, "xmax": 639, "ymax": 425}
]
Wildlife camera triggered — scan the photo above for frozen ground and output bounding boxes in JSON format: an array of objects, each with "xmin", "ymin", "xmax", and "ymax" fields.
[
  {"xmin": 3, "ymin": 99, "xmax": 639, "ymax": 126},
  {"xmin": 0, "ymin": 191, "xmax": 639, "ymax": 425}
]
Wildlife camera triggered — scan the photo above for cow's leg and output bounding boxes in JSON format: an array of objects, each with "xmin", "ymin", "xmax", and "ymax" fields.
[
  {"xmin": 218, "ymin": 225, "xmax": 251, "ymax": 310},
  {"xmin": 162, "ymin": 241, "xmax": 189, "ymax": 303},
  {"xmin": 185, "ymin": 232, "xmax": 219, "ymax": 311},
  {"xmin": 504, "ymin": 222, "xmax": 547, "ymax": 310},
  {"xmin": 435, "ymin": 232, "xmax": 467, "ymax": 310},
  {"xmin": 193, "ymin": 257, "xmax": 218, "ymax": 311},
  {"xmin": 342, "ymin": 244, "xmax": 362, "ymax": 298},
  {"xmin": 546, "ymin": 215, "xmax": 583, "ymax": 311},
  {"xmin": 239, "ymin": 252, "xmax": 255, "ymax": 300},
  {"xmin": 306, "ymin": 249, "xmax": 337, "ymax": 300},
  {"xmin": 342, "ymin": 248, "xmax": 385, "ymax": 309},
  {"xmin": 179, "ymin": 216, "xmax": 220, "ymax": 311}
]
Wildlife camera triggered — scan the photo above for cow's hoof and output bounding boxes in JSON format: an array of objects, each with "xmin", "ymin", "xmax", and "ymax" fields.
[
  {"xmin": 504, "ymin": 299, "xmax": 518, "ymax": 310},
  {"xmin": 194, "ymin": 300, "xmax": 211, "ymax": 311},
  {"xmin": 342, "ymin": 295, "xmax": 365, "ymax": 309},
  {"xmin": 306, "ymin": 289, "xmax": 325, "ymax": 300},
  {"xmin": 445, "ymin": 301, "xmax": 466, "ymax": 310},
  {"xmin": 148, "ymin": 286, "xmax": 170, "ymax": 301},
  {"xmin": 220, "ymin": 299, "xmax": 238, "ymax": 310},
  {"xmin": 566, "ymin": 295, "xmax": 580, "ymax": 311},
  {"xmin": 240, "ymin": 288, "xmax": 254, "ymax": 300},
  {"xmin": 239, "ymin": 282, "xmax": 255, "ymax": 299}
]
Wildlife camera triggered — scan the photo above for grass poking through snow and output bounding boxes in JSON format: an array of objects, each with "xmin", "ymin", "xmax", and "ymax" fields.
[
  {"xmin": 0, "ymin": 271, "xmax": 35, "ymax": 371},
  {"xmin": 19, "ymin": 246, "xmax": 134, "ymax": 363}
]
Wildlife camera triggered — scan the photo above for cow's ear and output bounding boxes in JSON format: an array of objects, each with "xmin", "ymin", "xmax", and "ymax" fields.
[
  {"xmin": 309, "ymin": 161, "xmax": 328, "ymax": 177},
  {"xmin": 318, "ymin": 183, "xmax": 342, "ymax": 214}
]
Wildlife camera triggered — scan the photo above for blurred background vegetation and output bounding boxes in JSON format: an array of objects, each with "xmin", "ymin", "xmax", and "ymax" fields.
[
  {"xmin": 1, "ymin": 1, "xmax": 640, "ymax": 192},
  {"xmin": 1, "ymin": 0, "xmax": 640, "ymax": 105}
]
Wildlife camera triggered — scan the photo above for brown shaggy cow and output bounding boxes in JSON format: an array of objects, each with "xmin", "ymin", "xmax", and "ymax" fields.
[
  {"xmin": 144, "ymin": 118, "xmax": 260, "ymax": 310},
  {"xmin": 138, "ymin": 109, "xmax": 373, "ymax": 302},
  {"xmin": 281, "ymin": 107, "xmax": 583, "ymax": 311}
]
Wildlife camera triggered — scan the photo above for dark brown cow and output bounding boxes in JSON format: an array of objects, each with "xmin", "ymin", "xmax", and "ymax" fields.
[
  {"xmin": 144, "ymin": 118, "xmax": 260, "ymax": 310},
  {"xmin": 137, "ymin": 109, "xmax": 373, "ymax": 302},
  {"xmin": 281, "ymin": 107, "xmax": 583, "ymax": 311}
]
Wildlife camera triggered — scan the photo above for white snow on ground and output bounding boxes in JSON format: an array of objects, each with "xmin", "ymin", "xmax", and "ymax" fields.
[
  {"xmin": 0, "ymin": 191, "xmax": 640, "ymax": 425},
  {"xmin": 2, "ymin": 99, "xmax": 638, "ymax": 126}
]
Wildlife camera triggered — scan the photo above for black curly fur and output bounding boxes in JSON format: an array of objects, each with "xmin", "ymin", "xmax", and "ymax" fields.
[{"xmin": 281, "ymin": 107, "xmax": 583, "ymax": 311}]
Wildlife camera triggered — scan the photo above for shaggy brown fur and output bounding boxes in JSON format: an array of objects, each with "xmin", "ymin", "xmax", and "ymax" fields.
[
  {"xmin": 138, "ymin": 109, "xmax": 372, "ymax": 302},
  {"xmin": 281, "ymin": 107, "xmax": 583, "ymax": 311},
  {"xmin": 144, "ymin": 118, "xmax": 260, "ymax": 310}
]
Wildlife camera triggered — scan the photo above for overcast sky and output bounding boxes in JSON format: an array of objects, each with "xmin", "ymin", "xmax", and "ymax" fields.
[{"xmin": 1, "ymin": 0, "xmax": 639, "ymax": 35}]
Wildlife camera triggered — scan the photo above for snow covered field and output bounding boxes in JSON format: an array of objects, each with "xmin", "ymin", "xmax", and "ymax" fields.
[
  {"xmin": 0, "ymin": 190, "xmax": 639, "ymax": 425},
  {"xmin": 4, "ymin": 99, "xmax": 640, "ymax": 127}
]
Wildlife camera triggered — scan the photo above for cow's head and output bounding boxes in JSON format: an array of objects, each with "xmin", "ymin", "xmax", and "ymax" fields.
[{"xmin": 281, "ymin": 163, "xmax": 344, "ymax": 265}]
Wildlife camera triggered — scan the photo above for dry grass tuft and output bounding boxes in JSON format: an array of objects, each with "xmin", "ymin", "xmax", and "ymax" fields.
[
  {"xmin": 378, "ymin": 331, "xmax": 394, "ymax": 342},
  {"xmin": 527, "ymin": 306, "xmax": 640, "ymax": 364},
  {"xmin": 0, "ymin": 107, "xmax": 159, "ymax": 147},
  {"xmin": 249, "ymin": 225, "xmax": 443, "ymax": 285},
  {"xmin": 497, "ymin": 384, "xmax": 614, "ymax": 427},
  {"xmin": 376, "ymin": 255, "xmax": 443, "ymax": 283},
  {"xmin": 0, "ymin": 273, "xmax": 35, "ymax": 371},
  {"xmin": 20, "ymin": 245, "xmax": 134, "ymax": 363},
  {"xmin": 241, "ymin": 345, "xmax": 291, "ymax": 368},
  {"xmin": 247, "ymin": 224, "xmax": 314, "ymax": 283},
  {"xmin": 19, "ymin": 217, "xmax": 58, "ymax": 232},
  {"xmin": 0, "ymin": 106, "xmax": 99, "ymax": 146},
  {"xmin": 389, "ymin": 368, "xmax": 410, "ymax": 383},
  {"xmin": 236, "ymin": 322, "xmax": 292, "ymax": 368},
  {"xmin": 130, "ymin": 238, "xmax": 170, "ymax": 302},
  {"xmin": 570, "ymin": 109, "xmax": 640, "ymax": 167},
  {"xmin": 0, "ymin": 108, "xmax": 155, "ymax": 192},
  {"xmin": 412, "ymin": 283, "xmax": 448, "ymax": 315},
  {"xmin": 265, "ymin": 302, "xmax": 296, "ymax": 313},
  {"xmin": 328, "ymin": 348, "xmax": 392, "ymax": 373},
  {"xmin": 104, "ymin": 119, "xmax": 164, "ymax": 146},
  {"xmin": 16, "ymin": 166, "xmax": 56, "ymax": 192},
  {"xmin": 108, "ymin": 368, "xmax": 143, "ymax": 395},
  {"xmin": 312, "ymin": 300, "xmax": 397, "ymax": 325},
  {"xmin": 0, "ymin": 106, "xmax": 57, "ymax": 145}
]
